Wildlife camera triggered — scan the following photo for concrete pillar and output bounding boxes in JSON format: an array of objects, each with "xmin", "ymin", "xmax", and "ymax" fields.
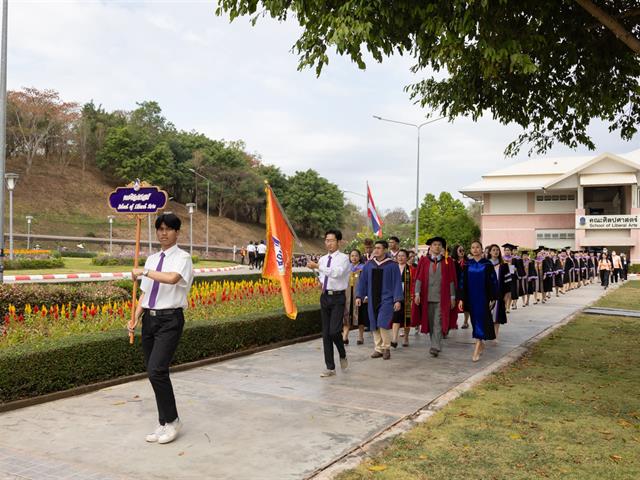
[
  {"xmin": 632, "ymin": 185, "xmax": 638, "ymax": 209},
  {"xmin": 577, "ymin": 185, "xmax": 584, "ymax": 209}
]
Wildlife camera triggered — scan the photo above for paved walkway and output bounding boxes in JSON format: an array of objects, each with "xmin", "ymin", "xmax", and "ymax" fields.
[{"xmin": 0, "ymin": 282, "xmax": 612, "ymax": 480}]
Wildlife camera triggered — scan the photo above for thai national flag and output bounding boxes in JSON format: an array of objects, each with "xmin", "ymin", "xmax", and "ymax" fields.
[{"xmin": 367, "ymin": 183, "xmax": 383, "ymax": 238}]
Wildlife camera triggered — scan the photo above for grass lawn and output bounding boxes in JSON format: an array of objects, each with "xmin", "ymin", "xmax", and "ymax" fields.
[
  {"xmin": 338, "ymin": 282, "xmax": 640, "ymax": 480},
  {"xmin": 4, "ymin": 257, "xmax": 236, "ymax": 275},
  {"xmin": 594, "ymin": 279, "xmax": 640, "ymax": 311}
]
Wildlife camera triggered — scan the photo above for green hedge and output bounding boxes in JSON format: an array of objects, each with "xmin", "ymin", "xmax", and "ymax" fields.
[
  {"xmin": 0, "ymin": 307, "xmax": 321, "ymax": 403},
  {"xmin": 92, "ymin": 255, "xmax": 200, "ymax": 266},
  {"xmin": 3, "ymin": 257, "xmax": 65, "ymax": 270},
  {"xmin": 628, "ymin": 264, "xmax": 640, "ymax": 274},
  {"xmin": 60, "ymin": 251, "xmax": 98, "ymax": 258}
]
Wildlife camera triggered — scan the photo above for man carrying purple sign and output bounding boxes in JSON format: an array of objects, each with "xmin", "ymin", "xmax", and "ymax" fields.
[{"xmin": 128, "ymin": 213, "xmax": 193, "ymax": 445}]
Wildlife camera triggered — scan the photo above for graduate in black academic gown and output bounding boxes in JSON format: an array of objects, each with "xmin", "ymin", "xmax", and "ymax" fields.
[
  {"xmin": 551, "ymin": 250, "xmax": 563, "ymax": 296},
  {"xmin": 488, "ymin": 244, "xmax": 511, "ymax": 339},
  {"xmin": 542, "ymin": 249, "xmax": 555, "ymax": 298},
  {"xmin": 522, "ymin": 251, "xmax": 537, "ymax": 305},
  {"xmin": 563, "ymin": 247, "xmax": 574, "ymax": 291},
  {"xmin": 502, "ymin": 243, "xmax": 519, "ymax": 311}
]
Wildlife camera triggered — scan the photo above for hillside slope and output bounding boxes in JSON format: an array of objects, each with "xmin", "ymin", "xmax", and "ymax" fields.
[{"xmin": 5, "ymin": 157, "xmax": 324, "ymax": 253}]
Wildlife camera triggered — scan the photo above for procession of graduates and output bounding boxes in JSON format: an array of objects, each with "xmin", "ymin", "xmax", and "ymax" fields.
[{"xmin": 334, "ymin": 235, "xmax": 629, "ymax": 367}]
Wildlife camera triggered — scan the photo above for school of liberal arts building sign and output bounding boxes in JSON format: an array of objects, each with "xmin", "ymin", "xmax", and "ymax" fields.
[{"xmin": 576, "ymin": 214, "xmax": 640, "ymax": 229}]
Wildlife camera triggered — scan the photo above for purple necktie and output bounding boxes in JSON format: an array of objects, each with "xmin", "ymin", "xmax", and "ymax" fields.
[
  {"xmin": 147, "ymin": 252, "xmax": 165, "ymax": 308},
  {"xmin": 323, "ymin": 255, "xmax": 332, "ymax": 292}
]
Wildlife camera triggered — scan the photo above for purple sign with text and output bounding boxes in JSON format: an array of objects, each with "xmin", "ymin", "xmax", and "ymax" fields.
[{"xmin": 108, "ymin": 181, "xmax": 168, "ymax": 214}]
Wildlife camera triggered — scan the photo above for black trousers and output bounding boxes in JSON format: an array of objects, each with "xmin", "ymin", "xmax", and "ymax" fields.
[
  {"xmin": 320, "ymin": 292, "xmax": 346, "ymax": 370},
  {"xmin": 142, "ymin": 309, "xmax": 184, "ymax": 425},
  {"xmin": 600, "ymin": 270, "xmax": 610, "ymax": 288},
  {"xmin": 612, "ymin": 268, "xmax": 620, "ymax": 283}
]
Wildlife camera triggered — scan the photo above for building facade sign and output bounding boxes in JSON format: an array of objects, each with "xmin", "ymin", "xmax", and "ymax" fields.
[{"xmin": 576, "ymin": 214, "xmax": 639, "ymax": 229}]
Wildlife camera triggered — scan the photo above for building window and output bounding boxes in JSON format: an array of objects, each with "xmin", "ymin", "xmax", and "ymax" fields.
[{"xmin": 535, "ymin": 194, "xmax": 575, "ymax": 202}]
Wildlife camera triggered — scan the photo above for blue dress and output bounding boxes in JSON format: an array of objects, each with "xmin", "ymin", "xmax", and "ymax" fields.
[{"xmin": 460, "ymin": 258, "xmax": 498, "ymax": 341}]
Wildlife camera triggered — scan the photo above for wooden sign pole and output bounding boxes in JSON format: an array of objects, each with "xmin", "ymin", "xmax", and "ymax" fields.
[{"xmin": 129, "ymin": 215, "xmax": 143, "ymax": 344}]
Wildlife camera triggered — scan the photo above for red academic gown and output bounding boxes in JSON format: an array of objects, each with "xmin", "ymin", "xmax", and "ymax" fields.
[{"xmin": 411, "ymin": 255, "xmax": 458, "ymax": 335}]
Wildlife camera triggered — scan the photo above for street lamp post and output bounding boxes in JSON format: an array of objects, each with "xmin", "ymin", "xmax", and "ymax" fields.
[
  {"xmin": 373, "ymin": 115, "xmax": 445, "ymax": 254},
  {"xmin": 5, "ymin": 172, "xmax": 18, "ymax": 260},
  {"xmin": 25, "ymin": 215, "xmax": 33, "ymax": 250},
  {"xmin": 107, "ymin": 215, "xmax": 115, "ymax": 255},
  {"xmin": 188, "ymin": 168, "xmax": 210, "ymax": 257},
  {"xmin": 186, "ymin": 203, "xmax": 196, "ymax": 256},
  {"xmin": 0, "ymin": 0, "xmax": 8, "ymax": 283}
]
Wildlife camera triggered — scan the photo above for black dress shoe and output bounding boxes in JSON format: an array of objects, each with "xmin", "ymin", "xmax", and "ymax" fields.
[
  {"xmin": 343, "ymin": 338, "xmax": 349, "ymax": 345},
  {"xmin": 390, "ymin": 342, "xmax": 398, "ymax": 349}
]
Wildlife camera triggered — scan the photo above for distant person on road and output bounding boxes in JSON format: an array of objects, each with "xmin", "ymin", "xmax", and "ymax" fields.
[
  {"xmin": 239, "ymin": 246, "xmax": 247, "ymax": 265},
  {"xmin": 256, "ymin": 240, "xmax": 267, "ymax": 269},
  {"xmin": 611, "ymin": 250, "xmax": 622, "ymax": 283},
  {"xmin": 621, "ymin": 252, "xmax": 630, "ymax": 281},
  {"xmin": 246, "ymin": 241, "xmax": 256, "ymax": 269},
  {"xmin": 130, "ymin": 213, "xmax": 194, "ymax": 445},
  {"xmin": 598, "ymin": 252, "xmax": 612, "ymax": 289}
]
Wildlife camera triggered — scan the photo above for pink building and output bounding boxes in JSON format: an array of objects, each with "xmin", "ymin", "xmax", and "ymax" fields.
[{"xmin": 460, "ymin": 150, "xmax": 640, "ymax": 262}]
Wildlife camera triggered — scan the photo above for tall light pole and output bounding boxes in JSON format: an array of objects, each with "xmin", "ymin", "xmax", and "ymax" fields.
[
  {"xmin": 25, "ymin": 215, "xmax": 33, "ymax": 250},
  {"xmin": 0, "ymin": 0, "xmax": 8, "ymax": 282},
  {"xmin": 5, "ymin": 172, "xmax": 18, "ymax": 260},
  {"xmin": 373, "ymin": 115, "xmax": 445, "ymax": 254},
  {"xmin": 186, "ymin": 202, "xmax": 196, "ymax": 256},
  {"xmin": 107, "ymin": 215, "xmax": 114, "ymax": 255},
  {"xmin": 189, "ymin": 168, "xmax": 210, "ymax": 257}
]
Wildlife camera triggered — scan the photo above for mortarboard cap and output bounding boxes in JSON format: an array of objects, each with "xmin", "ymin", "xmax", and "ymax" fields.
[
  {"xmin": 501, "ymin": 243, "xmax": 518, "ymax": 250},
  {"xmin": 426, "ymin": 236, "xmax": 447, "ymax": 249}
]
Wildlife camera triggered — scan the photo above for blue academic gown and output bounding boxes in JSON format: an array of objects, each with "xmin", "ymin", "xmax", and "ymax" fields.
[
  {"xmin": 356, "ymin": 257, "xmax": 403, "ymax": 330},
  {"xmin": 460, "ymin": 257, "xmax": 498, "ymax": 341}
]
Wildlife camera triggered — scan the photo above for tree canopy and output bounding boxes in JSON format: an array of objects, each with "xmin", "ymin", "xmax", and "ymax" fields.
[
  {"xmin": 217, "ymin": 0, "xmax": 640, "ymax": 155},
  {"xmin": 418, "ymin": 192, "xmax": 480, "ymax": 248}
]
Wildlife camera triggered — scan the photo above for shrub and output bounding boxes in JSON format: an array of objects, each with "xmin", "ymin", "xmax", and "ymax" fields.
[
  {"xmin": 0, "ymin": 307, "xmax": 321, "ymax": 402},
  {"xmin": 92, "ymin": 254, "xmax": 201, "ymax": 266},
  {"xmin": 628, "ymin": 264, "xmax": 640, "ymax": 274},
  {"xmin": 0, "ymin": 283, "xmax": 130, "ymax": 313},
  {"xmin": 3, "ymin": 257, "xmax": 65, "ymax": 270},
  {"xmin": 60, "ymin": 251, "xmax": 98, "ymax": 258}
]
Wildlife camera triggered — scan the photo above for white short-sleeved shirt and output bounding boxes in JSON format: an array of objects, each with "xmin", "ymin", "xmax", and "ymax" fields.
[
  {"xmin": 257, "ymin": 243, "xmax": 267, "ymax": 254},
  {"xmin": 247, "ymin": 244, "xmax": 256, "ymax": 253},
  {"xmin": 139, "ymin": 244, "xmax": 194, "ymax": 309},
  {"xmin": 318, "ymin": 250, "xmax": 351, "ymax": 291}
]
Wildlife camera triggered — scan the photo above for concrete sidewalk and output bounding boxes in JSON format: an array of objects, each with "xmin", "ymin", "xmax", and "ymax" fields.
[{"xmin": 0, "ymin": 282, "xmax": 612, "ymax": 480}]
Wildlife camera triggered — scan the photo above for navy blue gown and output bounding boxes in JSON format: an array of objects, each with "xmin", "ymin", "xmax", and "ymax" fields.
[{"xmin": 460, "ymin": 258, "xmax": 498, "ymax": 341}]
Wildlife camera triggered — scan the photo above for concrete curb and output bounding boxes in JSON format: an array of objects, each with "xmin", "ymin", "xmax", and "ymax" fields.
[
  {"xmin": 306, "ymin": 284, "xmax": 618, "ymax": 480},
  {"xmin": 3, "ymin": 265, "xmax": 242, "ymax": 284}
]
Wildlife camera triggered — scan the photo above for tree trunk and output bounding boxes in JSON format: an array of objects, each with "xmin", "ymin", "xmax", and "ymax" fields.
[{"xmin": 576, "ymin": 0, "xmax": 640, "ymax": 53}]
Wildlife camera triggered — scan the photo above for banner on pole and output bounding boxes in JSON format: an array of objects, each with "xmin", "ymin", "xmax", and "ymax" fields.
[{"xmin": 263, "ymin": 183, "xmax": 298, "ymax": 320}]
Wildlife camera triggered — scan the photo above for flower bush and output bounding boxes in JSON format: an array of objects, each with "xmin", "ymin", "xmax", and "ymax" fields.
[{"xmin": 0, "ymin": 277, "xmax": 320, "ymax": 348}]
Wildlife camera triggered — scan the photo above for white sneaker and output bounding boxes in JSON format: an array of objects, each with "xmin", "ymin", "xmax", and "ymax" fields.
[
  {"xmin": 158, "ymin": 418, "xmax": 182, "ymax": 444},
  {"xmin": 320, "ymin": 369, "xmax": 336, "ymax": 378},
  {"xmin": 145, "ymin": 424, "xmax": 165, "ymax": 443}
]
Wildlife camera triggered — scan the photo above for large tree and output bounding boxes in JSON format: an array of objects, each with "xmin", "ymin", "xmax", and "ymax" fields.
[
  {"xmin": 217, "ymin": 1, "xmax": 640, "ymax": 155},
  {"xmin": 283, "ymin": 169, "xmax": 346, "ymax": 237},
  {"xmin": 418, "ymin": 192, "xmax": 480, "ymax": 248}
]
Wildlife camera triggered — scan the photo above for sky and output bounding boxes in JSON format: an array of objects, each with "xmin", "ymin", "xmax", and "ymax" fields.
[{"xmin": 7, "ymin": 0, "xmax": 640, "ymax": 214}]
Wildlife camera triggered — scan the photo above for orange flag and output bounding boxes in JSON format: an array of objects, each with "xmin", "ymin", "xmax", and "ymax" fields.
[{"xmin": 263, "ymin": 183, "xmax": 297, "ymax": 319}]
